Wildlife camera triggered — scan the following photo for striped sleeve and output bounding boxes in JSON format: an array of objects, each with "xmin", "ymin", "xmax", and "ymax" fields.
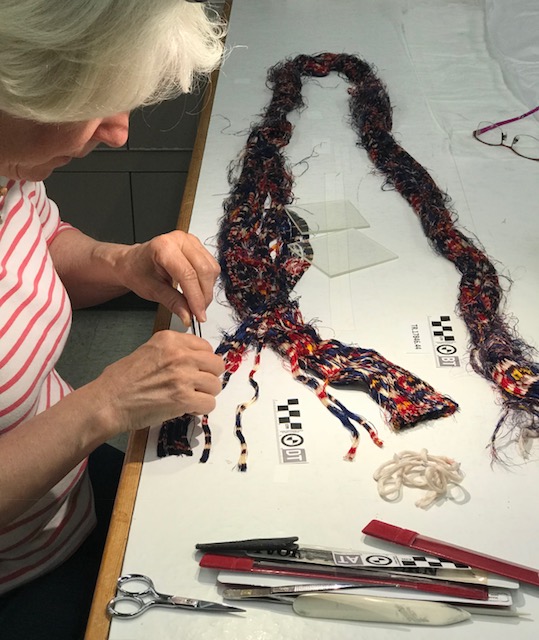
[{"xmin": 34, "ymin": 182, "xmax": 75, "ymax": 245}]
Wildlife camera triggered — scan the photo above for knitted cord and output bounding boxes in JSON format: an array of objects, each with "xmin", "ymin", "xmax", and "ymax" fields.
[
  {"xmin": 373, "ymin": 449, "xmax": 465, "ymax": 509},
  {"xmin": 158, "ymin": 53, "xmax": 465, "ymax": 469}
]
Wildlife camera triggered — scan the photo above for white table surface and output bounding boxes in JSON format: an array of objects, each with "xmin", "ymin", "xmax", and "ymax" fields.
[{"xmin": 109, "ymin": 1, "xmax": 539, "ymax": 638}]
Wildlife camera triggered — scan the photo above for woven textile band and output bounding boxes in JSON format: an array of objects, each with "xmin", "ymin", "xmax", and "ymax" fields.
[{"xmin": 159, "ymin": 52, "xmax": 538, "ymax": 468}]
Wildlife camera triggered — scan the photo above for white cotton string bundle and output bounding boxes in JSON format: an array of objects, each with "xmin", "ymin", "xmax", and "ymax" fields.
[{"xmin": 373, "ymin": 449, "xmax": 465, "ymax": 509}]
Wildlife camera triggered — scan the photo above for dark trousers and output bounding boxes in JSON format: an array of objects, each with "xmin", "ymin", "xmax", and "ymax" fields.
[{"xmin": 0, "ymin": 444, "xmax": 124, "ymax": 640}]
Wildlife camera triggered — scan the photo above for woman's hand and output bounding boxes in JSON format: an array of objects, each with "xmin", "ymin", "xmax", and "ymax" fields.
[
  {"xmin": 116, "ymin": 230, "xmax": 220, "ymax": 325},
  {"xmin": 91, "ymin": 330, "xmax": 225, "ymax": 434},
  {"xmin": 50, "ymin": 228, "xmax": 220, "ymax": 317},
  {"xmin": 0, "ymin": 330, "xmax": 224, "ymax": 527}
]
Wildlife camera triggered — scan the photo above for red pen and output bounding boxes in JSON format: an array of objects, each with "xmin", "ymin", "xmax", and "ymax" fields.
[
  {"xmin": 199, "ymin": 553, "xmax": 488, "ymax": 601},
  {"xmin": 362, "ymin": 519, "xmax": 539, "ymax": 588}
]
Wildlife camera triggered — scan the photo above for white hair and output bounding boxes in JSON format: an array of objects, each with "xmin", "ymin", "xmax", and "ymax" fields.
[{"xmin": 0, "ymin": 0, "xmax": 225, "ymax": 123}]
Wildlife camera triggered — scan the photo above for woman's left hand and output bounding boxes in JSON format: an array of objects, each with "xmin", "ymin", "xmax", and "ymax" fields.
[{"xmin": 117, "ymin": 230, "xmax": 220, "ymax": 325}]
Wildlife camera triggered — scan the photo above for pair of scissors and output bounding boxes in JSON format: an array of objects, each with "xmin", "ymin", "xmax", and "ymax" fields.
[{"xmin": 107, "ymin": 574, "xmax": 244, "ymax": 619}]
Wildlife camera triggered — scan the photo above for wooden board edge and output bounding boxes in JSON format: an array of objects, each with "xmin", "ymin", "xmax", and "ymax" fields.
[
  {"xmin": 84, "ymin": 3, "xmax": 233, "ymax": 638},
  {"xmin": 83, "ymin": 428, "xmax": 148, "ymax": 640}
]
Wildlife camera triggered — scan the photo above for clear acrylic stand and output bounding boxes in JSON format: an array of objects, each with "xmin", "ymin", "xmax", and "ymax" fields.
[
  {"xmin": 287, "ymin": 200, "xmax": 370, "ymax": 234},
  {"xmin": 290, "ymin": 228, "xmax": 398, "ymax": 277},
  {"xmin": 287, "ymin": 200, "xmax": 398, "ymax": 277}
]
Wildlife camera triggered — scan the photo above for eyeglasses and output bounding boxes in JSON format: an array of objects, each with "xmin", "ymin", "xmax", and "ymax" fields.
[{"xmin": 473, "ymin": 105, "xmax": 539, "ymax": 161}]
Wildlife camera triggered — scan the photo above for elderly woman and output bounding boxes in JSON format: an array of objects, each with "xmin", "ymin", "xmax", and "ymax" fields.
[{"xmin": 0, "ymin": 1, "xmax": 225, "ymax": 637}]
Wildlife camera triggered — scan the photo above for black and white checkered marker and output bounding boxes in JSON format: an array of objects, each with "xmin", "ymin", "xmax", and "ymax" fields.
[
  {"xmin": 429, "ymin": 314, "xmax": 461, "ymax": 367},
  {"xmin": 251, "ymin": 546, "xmax": 470, "ymax": 570},
  {"xmin": 274, "ymin": 399, "xmax": 307, "ymax": 464},
  {"xmin": 337, "ymin": 553, "xmax": 469, "ymax": 570}
]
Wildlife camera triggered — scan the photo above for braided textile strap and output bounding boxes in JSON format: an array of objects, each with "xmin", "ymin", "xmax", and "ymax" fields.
[{"xmin": 159, "ymin": 53, "xmax": 465, "ymax": 470}]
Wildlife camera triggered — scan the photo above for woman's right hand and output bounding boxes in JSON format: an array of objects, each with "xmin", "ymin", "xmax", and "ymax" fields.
[{"xmin": 91, "ymin": 330, "xmax": 225, "ymax": 434}]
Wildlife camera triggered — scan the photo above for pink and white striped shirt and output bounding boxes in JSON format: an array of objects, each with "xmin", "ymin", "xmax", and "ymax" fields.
[{"xmin": 0, "ymin": 178, "xmax": 95, "ymax": 595}]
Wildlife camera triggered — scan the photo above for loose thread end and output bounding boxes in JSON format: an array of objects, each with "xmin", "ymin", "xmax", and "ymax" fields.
[
  {"xmin": 199, "ymin": 414, "xmax": 212, "ymax": 463},
  {"xmin": 157, "ymin": 414, "xmax": 194, "ymax": 458},
  {"xmin": 371, "ymin": 433, "xmax": 384, "ymax": 448},
  {"xmin": 343, "ymin": 434, "xmax": 359, "ymax": 461},
  {"xmin": 237, "ymin": 446, "xmax": 248, "ymax": 472}
]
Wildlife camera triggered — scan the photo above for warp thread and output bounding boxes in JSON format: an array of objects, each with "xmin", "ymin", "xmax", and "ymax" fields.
[
  {"xmin": 373, "ymin": 449, "xmax": 465, "ymax": 509},
  {"xmin": 159, "ymin": 53, "xmax": 462, "ymax": 469}
]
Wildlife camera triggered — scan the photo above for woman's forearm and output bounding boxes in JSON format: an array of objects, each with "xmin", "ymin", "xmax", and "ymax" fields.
[
  {"xmin": 50, "ymin": 227, "xmax": 221, "ymax": 323},
  {"xmin": 0, "ymin": 380, "xmax": 117, "ymax": 527},
  {"xmin": 49, "ymin": 228, "xmax": 133, "ymax": 308},
  {"xmin": 0, "ymin": 322, "xmax": 225, "ymax": 527}
]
